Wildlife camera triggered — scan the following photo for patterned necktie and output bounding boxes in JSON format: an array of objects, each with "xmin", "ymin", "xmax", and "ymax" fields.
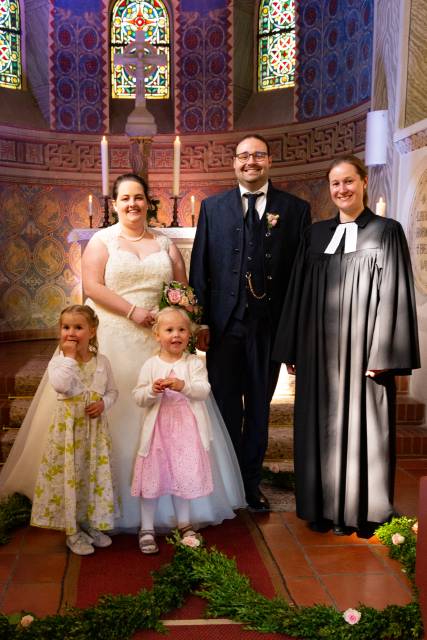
[{"xmin": 244, "ymin": 193, "xmax": 261, "ymax": 233}]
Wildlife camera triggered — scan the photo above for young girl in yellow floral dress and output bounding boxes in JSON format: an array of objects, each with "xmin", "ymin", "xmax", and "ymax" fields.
[{"xmin": 31, "ymin": 305, "xmax": 119, "ymax": 555}]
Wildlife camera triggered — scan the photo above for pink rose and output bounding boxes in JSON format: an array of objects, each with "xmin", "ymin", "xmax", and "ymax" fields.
[
  {"xmin": 167, "ymin": 289, "xmax": 182, "ymax": 304},
  {"xmin": 20, "ymin": 615, "xmax": 34, "ymax": 628},
  {"xmin": 392, "ymin": 533, "xmax": 405, "ymax": 545},
  {"xmin": 412, "ymin": 522, "xmax": 418, "ymax": 534},
  {"xmin": 181, "ymin": 535, "xmax": 200, "ymax": 548},
  {"xmin": 343, "ymin": 608, "xmax": 361, "ymax": 625}
]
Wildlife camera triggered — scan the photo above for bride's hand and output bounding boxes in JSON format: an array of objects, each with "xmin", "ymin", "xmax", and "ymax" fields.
[{"xmin": 131, "ymin": 307, "xmax": 156, "ymax": 327}]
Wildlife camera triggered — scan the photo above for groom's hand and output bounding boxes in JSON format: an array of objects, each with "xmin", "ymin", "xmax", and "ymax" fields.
[{"xmin": 196, "ymin": 328, "xmax": 210, "ymax": 351}]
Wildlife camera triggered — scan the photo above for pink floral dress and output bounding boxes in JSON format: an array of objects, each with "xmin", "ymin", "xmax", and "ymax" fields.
[{"xmin": 131, "ymin": 383, "xmax": 213, "ymax": 499}]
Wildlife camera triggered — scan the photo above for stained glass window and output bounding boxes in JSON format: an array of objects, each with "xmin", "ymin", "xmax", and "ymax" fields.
[
  {"xmin": 111, "ymin": 0, "xmax": 170, "ymax": 99},
  {"xmin": 0, "ymin": 0, "xmax": 22, "ymax": 90},
  {"xmin": 258, "ymin": 0, "xmax": 295, "ymax": 92}
]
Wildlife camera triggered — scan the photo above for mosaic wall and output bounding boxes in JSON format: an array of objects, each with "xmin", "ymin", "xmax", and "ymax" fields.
[
  {"xmin": 49, "ymin": 0, "xmax": 108, "ymax": 132},
  {"xmin": 296, "ymin": 0, "xmax": 373, "ymax": 121},
  {"xmin": 175, "ymin": 0, "xmax": 232, "ymax": 132},
  {"xmin": 0, "ymin": 182, "xmax": 97, "ymax": 338},
  {"xmin": 0, "ymin": 173, "xmax": 332, "ymax": 340}
]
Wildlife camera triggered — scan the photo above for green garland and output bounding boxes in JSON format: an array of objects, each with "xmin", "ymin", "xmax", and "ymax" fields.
[
  {"xmin": 0, "ymin": 495, "xmax": 423, "ymax": 639},
  {"xmin": 0, "ymin": 493, "xmax": 31, "ymax": 545}
]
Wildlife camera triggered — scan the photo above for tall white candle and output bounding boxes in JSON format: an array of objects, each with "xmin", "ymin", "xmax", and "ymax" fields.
[
  {"xmin": 376, "ymin": 196, "xmax": 386, "ymax": 217},
  {"xmin": 190, "ymin": 195, "xmax": 195, "ymax": 217},
  {"xmin": 101, "ymin": 136, "xmax": 109, "ymax": 196},
  {"xmin": 88, "ymin": 194, "xmax": 93, "ymax": 227},
  {"xmin": 173, "ymin": 136, "xmax": 181, "ymax": 197}
]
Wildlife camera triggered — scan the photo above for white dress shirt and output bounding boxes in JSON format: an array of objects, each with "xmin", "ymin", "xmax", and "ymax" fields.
[{"xmin": 238, "ymin": 182, "xmax": 268, "ymax": 220}]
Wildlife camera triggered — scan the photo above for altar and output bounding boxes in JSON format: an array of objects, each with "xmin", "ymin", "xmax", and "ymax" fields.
[{"xmin": 67, "ymin": 226, "xmax": 197, "ymax": 284}]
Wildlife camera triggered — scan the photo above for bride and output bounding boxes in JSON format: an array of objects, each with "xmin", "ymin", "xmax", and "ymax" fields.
[{"xmin": 0, "ymin": 173, "xmax": 245, "ymax": 531}]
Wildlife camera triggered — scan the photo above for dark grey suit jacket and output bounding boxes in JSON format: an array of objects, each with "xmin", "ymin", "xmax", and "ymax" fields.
[{"xmin": 189, "ymin": 181, "xmax": 311, "ymax": 340}]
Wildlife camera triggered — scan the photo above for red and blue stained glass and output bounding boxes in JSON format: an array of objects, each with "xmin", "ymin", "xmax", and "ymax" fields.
[
  {"xmin": 258, "ymin": 0, "xmax": 295, "ymax": 92},
  {"xmin": 0, "ymin": 0, "xmax": 21, "ymax": 90},
  {"xmin": 111, "ymin": 0, "xmax": 170, "ymax": 99}
]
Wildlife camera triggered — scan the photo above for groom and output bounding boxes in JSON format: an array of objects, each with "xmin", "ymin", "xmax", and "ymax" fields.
[{"xmin": 190, "ymin": 134, "xmax": 311, "ymax": 511}]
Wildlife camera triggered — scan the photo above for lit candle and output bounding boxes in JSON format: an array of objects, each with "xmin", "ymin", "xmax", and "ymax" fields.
[
  {"xmin": 173, "ymin": 136, "xmax": 181, "ymax": 197},
  {"xmin": 376, "ymin": 196, "xmax": 386, "ymax": 217},
  {"xmin": 88, "ymin": 194, "xmax": 93, "ymax": 227},
  {"xmin": 191, "ymin": 195, "xmax": 195, "ymax": 226},
  {"xmin": 100, "ymin": 136, "xmax": 109, "ymax": 196}
]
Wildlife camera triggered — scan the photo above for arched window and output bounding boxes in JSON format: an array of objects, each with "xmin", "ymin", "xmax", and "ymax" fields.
[
  {"xmin": 257, "ymin": 0, "xmax": 295, "ymax": 92},
  {"xmin": 111, "ymin": 0, "xmax": 170, "ymax": 99},
  {"xmin": 0, "ymin": 0, "xmax": 22, "ymax": 90}
]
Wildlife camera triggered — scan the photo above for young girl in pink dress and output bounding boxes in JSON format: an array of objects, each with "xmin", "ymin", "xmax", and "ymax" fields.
[{"xmin": 131, "ymin": 307, "xmax": 245, "ymax": 553}]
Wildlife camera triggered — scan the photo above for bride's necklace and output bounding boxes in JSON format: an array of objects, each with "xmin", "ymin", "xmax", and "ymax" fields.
[{"xmin": 119, "ymin": 228, "xmax": 146, "ymax": 242}]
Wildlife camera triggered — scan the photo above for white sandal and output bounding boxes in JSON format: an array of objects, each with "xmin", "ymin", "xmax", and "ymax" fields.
[{"xmin": 138, "ymin": 529, "xmax": 159, "ymax": 555}]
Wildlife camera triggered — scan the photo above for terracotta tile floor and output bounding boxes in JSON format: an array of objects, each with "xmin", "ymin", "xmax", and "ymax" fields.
[
  {"xmin": 0, "ymin": 458, "xmax": 423, "ymax": 619},
  {"xmin": 0, "ymin": 341, "xmax": 425, "ymax": 624}
]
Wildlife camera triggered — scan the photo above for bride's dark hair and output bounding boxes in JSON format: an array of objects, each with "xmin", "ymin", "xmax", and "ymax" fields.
[{"xmin": 112, "ymin": 173, "xmax": 149, "ymax": 201}]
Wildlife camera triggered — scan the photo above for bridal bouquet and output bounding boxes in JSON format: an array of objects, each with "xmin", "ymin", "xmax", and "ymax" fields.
[{"xmin": 160, "ymin": 281, "xmax": 203, "ymax": 352}]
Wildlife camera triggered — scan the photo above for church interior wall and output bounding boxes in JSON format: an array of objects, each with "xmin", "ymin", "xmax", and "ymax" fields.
[
  {"xmin": 0, "ymin": 0, "xmax": 383, "ymax": 343},
  {"xmin": 368, "ymin": 0, "xmax": 427, "ymax": 407},
  {"xmin": 394, "ymin": 134, "xmax": 427, "ymax": 406},
  {"xmin": 296, "ymin": 0, "xmax": 373, "ymax": 121},
  {"xmin": 404, "ymin": 0, "xmax": 427, "ymax": 128},
  {"xmin": 0, "ymin": 98, "xmax": 366, "ymax": 340}
]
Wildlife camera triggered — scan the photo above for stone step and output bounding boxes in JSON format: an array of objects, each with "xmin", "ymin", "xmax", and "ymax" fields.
[
  {"xmin": 9, "ymin": 397, "xmax": 32, "ymax": 428},
  {"xmin": 0, "ymin": 428, "xmax": 19, "ymax": 465},
  {"xmin": 13, "ymin": 356, "xmax": 49, "ymax": 396},
  {"xmin": 396, "ymin": 395, "xmax": 425, "ymax": 426}
]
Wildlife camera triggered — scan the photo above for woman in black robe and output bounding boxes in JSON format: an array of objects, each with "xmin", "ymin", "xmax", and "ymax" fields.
[{"xmin": 273, "ymin": 155, "xmax": 420, "ymax": 536}]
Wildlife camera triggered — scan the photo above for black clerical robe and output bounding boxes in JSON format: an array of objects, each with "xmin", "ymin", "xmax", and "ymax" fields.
[{"xmin": 273, "ymin": 208, "xmax": 420, "ymax": 527}]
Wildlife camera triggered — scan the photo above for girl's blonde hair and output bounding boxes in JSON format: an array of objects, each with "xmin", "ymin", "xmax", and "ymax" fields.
[
  {"xmin": 152, "ymin": 307, "xmax": 196, "ymax": 336},
  {"xmin": 59, "ymin": 304, "xmax": 99, "ymax": 353}
]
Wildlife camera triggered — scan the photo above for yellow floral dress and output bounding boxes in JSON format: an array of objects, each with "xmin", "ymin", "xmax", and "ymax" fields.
[{"xmin": 31, "ymin": 358, "xmax": 118, "ymax": 535}]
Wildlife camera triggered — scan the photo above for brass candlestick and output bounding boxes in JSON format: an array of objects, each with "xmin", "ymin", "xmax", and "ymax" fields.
[
  {"xmin": 100, "ymin": 196, "xmax": 110, "ymax": 228},
  {"xmin": 170, "ymin": 195, "xmax": 181, "ymax": 227}
]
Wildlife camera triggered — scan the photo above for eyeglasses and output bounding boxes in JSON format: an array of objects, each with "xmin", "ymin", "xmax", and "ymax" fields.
[{"xmin": 235, "ymin": 151, "xmax": 269, "ymax": 162}]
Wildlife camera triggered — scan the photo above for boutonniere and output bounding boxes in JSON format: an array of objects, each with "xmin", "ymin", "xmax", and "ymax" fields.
[{"xmin": 266, "ymin": 213, "xmax": 280, "ymax": 229}]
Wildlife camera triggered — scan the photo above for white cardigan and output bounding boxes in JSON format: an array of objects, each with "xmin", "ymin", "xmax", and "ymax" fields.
[
  {"xmin": 132, "ymin": 353, "xmax": 213, "ymax": 456},
  {"xmin": 48, "ymin": 353, "xmax": 118, "ymax": 411}
]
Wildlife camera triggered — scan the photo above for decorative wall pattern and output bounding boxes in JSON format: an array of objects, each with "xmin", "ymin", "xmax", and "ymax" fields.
[
  {"xmin": 296, "ymin": 0, "xmax": 373, "ymax": 121},
  {"xmin": 0, "ymin": 182, "xmax": 105, "ymax": 339},
  {"xmin": 405, "ymin": 0, "xmax": 427, "ymax": 128},
  {"xmin": 49, "ymin": 0, "xmax": 108, "ymax": 132},
  {"xmin": 175, "ymin": 0, "xmax": 233, "ymax": 132},
  {"xmin": 0, "ymin": 104, "xmax": 367, "ymax": 175},
  {"xmin": 395, "ymin": 128, "xmax": 427, "ymax": 155}
]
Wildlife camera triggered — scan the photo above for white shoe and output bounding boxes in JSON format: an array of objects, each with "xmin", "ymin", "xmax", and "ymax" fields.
[
  {"xmin": 82, "ymin": 527, "xmax": 112, "ymax": 548},
  {"xmin": 66, "ymin": 532, "xmax": 95, "ymax": 556}
]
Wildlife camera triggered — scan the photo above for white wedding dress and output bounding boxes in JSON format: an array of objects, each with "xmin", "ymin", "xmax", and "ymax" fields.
[{"xmin": 0, "ymin": 224, "xmax": 245, "ymax": 532}]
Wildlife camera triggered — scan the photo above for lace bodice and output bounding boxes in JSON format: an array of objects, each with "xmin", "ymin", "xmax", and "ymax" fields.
[{"xmin": 86, "ymin": 224, "xmax": 173, "ymax": 340}]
